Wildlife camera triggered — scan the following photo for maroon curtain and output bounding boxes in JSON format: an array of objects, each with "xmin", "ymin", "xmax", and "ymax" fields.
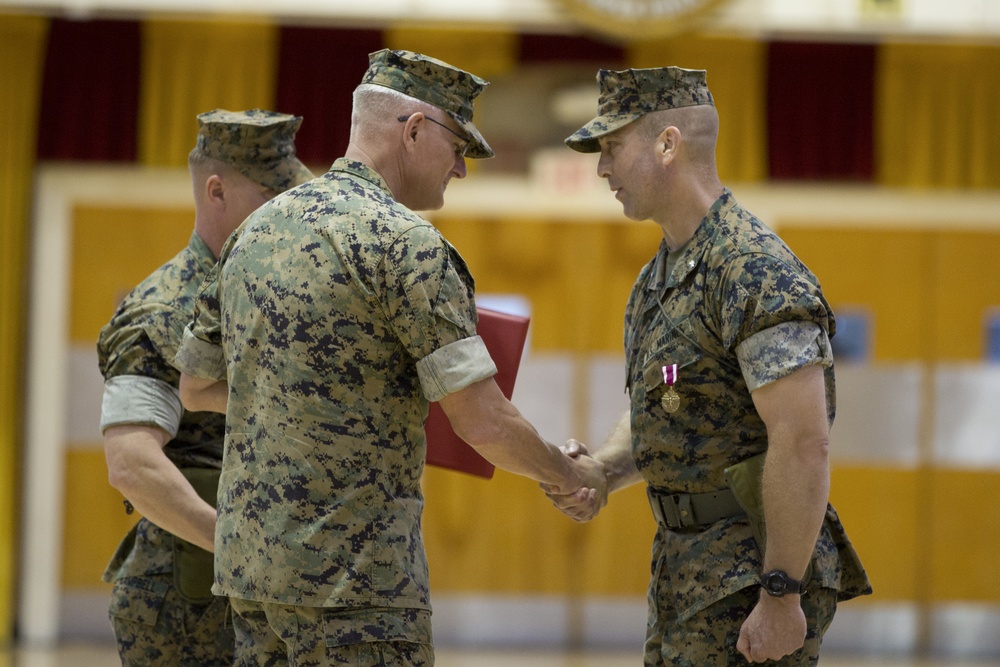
[
  {"xmin": 275, "ymin": 28, "xmax": 384, "ymax": 169},
  {"xmin": 36, "ymin": 19, "xmax": 141, "ymax": 162},
  {"xmin": 766, "ymin": 41, "xmax": 875, "ymax": 181},
  {"xmin": 519, "ymin": 33, "xmax": 624, "ymax": 65}
]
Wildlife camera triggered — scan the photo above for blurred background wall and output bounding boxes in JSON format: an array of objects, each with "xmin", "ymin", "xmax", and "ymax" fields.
[{"xmin": 2, "ymin": 0, "xmax": 999, "ymax": 659}]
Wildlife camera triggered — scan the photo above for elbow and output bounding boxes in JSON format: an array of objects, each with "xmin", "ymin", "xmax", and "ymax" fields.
[
  {"xmin": 178, "ymin": 373, "xmax": 216, "ymax": 413},
  {"xmin": 179, "ymin": 393, "xmax": 200, "ymax": 413},
  {"xmin": 799, "ymin": 431, "xmax": 829, "ymax": 457},
  {"xmin": 811, "ymin": 433, "xmax": 831, "ymax": 460},
  {"xmin": 106, "ymin": 458, "xmax": 138, "ymax": 497},
  {"xmin": 792, "ymin": 434, "xmax": 830, "ymax": 482},
  {"xmin": 178, "ymin": 374, "xmax": 198, "ymax": 412}
]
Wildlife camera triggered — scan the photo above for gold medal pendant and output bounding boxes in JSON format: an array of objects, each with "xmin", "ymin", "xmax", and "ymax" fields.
[
  {"xmin": 661, "ymin": 386, "xmax": 680, "ymax": 413},
  {"xmin": 660, "ymin": 363, "xmax": 680, "ymax": 413}
]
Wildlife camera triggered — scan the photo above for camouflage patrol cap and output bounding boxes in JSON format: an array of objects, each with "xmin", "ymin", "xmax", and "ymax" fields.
[
  {"xmin": 194, "ymin": 109, "xmax": 314, "ymax": 192},
  {"xmin": 565, "ymin": 67, "xmax": 714, "ymax": 153},
  {"xmin": 361, "ymin": 49, "xmax": 494, "ymax": 159}
]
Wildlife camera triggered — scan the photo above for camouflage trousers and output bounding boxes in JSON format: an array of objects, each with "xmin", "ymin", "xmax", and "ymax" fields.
[
  {"xmin": 108, "ymin": 572, "xmax": 234, "ymax": 666},
  {"xmin": 229, "ymin": 598, "xmax": 434, "ymax": 667},
  {"xmin": 644, "ymin": 585, "xmax": 837, "ymax": 666}
]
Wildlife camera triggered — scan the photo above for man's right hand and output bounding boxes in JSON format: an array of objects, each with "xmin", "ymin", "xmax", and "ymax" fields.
[{"xmin": 542, "ymin": 440, "xmax": 609, "ymax": 522}]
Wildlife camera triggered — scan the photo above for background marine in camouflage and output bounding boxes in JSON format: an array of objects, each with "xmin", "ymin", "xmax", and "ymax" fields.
[
  {"xmin": 548, "ymin": 66, "xmax": 872, "ymax": 666},
  {"xmin": 97, "ymin": 108, "xmax": 311, "ymax": 666},
  {"xmin": 174, "ymin": 49, "xmax": 603, "ymax": 667}
]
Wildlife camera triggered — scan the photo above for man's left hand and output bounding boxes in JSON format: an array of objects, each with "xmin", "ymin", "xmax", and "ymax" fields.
[{"xmin": 735, "ymin": 590, "xmax": 807, "ymax": 663}]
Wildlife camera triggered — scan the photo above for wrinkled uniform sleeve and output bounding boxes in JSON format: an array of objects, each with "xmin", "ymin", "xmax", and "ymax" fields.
[
  {"xmin": 173, "ymin": 266, "xmax": 226, "ymax": 381},
  {"xmin": 718, "ymin": 252, "xmax": 835, "ymax": 391},
  {"xmin": 380, "ymin": 224, "xmax": 496, "ymax": 402}
]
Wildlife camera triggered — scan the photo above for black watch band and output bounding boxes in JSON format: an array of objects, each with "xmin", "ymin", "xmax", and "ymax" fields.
[{"xmin": 759, "ymin": 570, "xmax": 806, "ymax": 597}]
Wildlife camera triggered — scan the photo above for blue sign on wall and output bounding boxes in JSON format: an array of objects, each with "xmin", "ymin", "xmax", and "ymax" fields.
[
  {"xmin": 986, "ymin": 311, "xmax": 1000, "ymax": 362},
  {"xmin": 830, "ymin": 309, "xmax": 871, "ymax": 363}
]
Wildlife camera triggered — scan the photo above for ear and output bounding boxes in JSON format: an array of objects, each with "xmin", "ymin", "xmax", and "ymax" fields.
[
  {"xmin": 656, "ymin": 126, "xmax": 680, "ymax": 167},
  {"xmin": 205, "ymin": 174, "xmax": 226, "ymax": 208},
  {"xmin": 400, "ymin": 112, "xmax": 425, "ymax": 154}
]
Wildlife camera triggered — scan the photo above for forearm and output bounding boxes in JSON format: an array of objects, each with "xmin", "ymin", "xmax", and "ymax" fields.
[
  {"xmin": 753, "ymin": 363, "xmax": 831, "ymax": 579},
  {"xmin": 595, "ymin": 410, "xmax": 642, "ymax": 494},
  {"xmin": 440, "ymin": 378, "xmax": 581, "ymax": 493},
  {"xmin": 476, "ymin": 411, "xmax": 577, "ymax": 487},
  {"xmin": 760, "ymin": 434, "xmax": 829, "ymax": 578},
  {"xmin": 104, "ymin": 426, "xmax": 217, "ymax": 551},
  {"xmin": 739, "ymin": 450, "xmax": 825, "ymax": 663}
]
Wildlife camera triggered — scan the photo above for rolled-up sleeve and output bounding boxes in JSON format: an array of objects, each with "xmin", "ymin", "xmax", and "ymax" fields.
[
  {"xmin": 736, "ymin": 320, "xmax": 832, "ymax": 392},
  {"xmin": 100, "ymin": 375, "xmax": 183, "ymax": 436},
  {"xmin": 173, "ymin": 326, "xmax": 227, "ymax": 381},
  {"xmin": 416, "ymin": 335, "xmax": 497, "ymax": 402}
]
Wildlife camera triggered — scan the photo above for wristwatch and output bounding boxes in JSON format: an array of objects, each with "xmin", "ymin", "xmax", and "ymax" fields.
[{"xmin": 759, "ymin": 570, "xmax": 806, "ymax": 597}]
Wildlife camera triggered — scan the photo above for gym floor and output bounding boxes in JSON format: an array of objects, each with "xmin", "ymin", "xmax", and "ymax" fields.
[{"xmin": 1, "ymin": 645, "xmax": 996, "ymax": 667}]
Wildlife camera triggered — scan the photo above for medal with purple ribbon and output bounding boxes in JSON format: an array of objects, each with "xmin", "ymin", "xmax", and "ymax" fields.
[{"xmin": 661, "ymin": 363, "xmax": 680, "ymax": 413}]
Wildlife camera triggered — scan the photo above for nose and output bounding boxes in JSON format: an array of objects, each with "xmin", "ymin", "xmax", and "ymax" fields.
[
  {"xmin": 597, "ymin": 151, "xmax": 611, "ymax": 179},
  {"xmin": 452, "ymin": 155, "xmax": 467, "ymax": 179}
]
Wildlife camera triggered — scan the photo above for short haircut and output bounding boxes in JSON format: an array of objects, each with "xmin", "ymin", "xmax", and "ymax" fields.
[
  {"xmin": 188, "ymin": 148, "xmax": 241, "ymax": 178},
  {"xmin": 639, "ymin": 105, "xmax": 719, "ymax": 165},
  {"xmin": 350, "ymin": 83, "xmax": 438, "ymax": 142}
]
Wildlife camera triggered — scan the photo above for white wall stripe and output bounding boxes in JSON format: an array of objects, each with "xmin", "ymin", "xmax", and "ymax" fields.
[
  {"xmin": 831, "ymin": 364, "xmax": 924, "ymax": 466},
  {"xmin": 933, "ymin": 365, "xmax": 1000, "ymax": 468},
  {"xmin": 65, "ymin": 346, "xmax": 105, "ymax": 448}
]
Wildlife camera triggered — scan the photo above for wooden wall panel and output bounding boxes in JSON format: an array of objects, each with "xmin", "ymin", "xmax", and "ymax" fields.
[
  {"xmin": 929, "ymin": 469, "xmax": 1000, "ymax": 602},
  {"xmin": 61, "ymin": 449, "xmax": 138, "ymax": 589},
  {"xmin": 423, "ymin": 468, "xmax": 655, "ymax": 597},
  {"xmin": 830, "ymin": 466, "xmax": 920, "ymax": 602},
  {"xmin": 70, "ymin": 205, "xmax": 193, "ymax": 345},
  {"xmin": 423, "ymin": 468, "xmax": 577, "ymax": 594},
  {"xmin": 434, "ymin": 218, "xmax": 661, "ymax": 353},
  {"xmin": 60, "ymin": 209, "xmax": 1000, "ymax": 606},
  {"xmin": 931, "ymin": 231, "xmax": 1000, "ymax": 361},
  {"xmin": 777, "ymin": 226, "xmax": 933, "ymax": 362}
]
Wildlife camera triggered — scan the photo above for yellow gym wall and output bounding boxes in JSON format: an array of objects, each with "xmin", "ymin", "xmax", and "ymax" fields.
[
  {"xmin": 60, "ymin": 207, "xmax": 1000, "ymax": 611},
  {"xmin": 5, "ymin": 13, "xmax": 999, "ymax": 648},
  {"xmin": 62, "ymin": 206, "xmax": 195, "ymax": 588},
  {"xmin": 0, "ymin": 14, "xmax": 48, "ymax": 639},
  {"xmin": 780, "ymin": 225, "xmax": 1000, "ymax": 607}
]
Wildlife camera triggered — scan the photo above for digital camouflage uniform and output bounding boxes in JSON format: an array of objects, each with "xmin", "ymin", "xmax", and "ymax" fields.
[
  {"xmin": 567, "ymin": 68, "xmax": 871, "ymax": 666},
  {"xmin": 173, "ymin": 50, "xmax": 496, "ymax": 667},
  {"xmin": 97, "ymin": 108, "xmax": 311, "ymax": 666}
]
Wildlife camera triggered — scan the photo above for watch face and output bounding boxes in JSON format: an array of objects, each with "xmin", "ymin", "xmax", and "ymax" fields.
[
  {"xmin": 763, "ymin": 572, "xmax": 786, "ymax": 595},
  {"xmin": 555, "ymin": 0, "xmax": 733, "ymax": 40},
  {"xmin": 761, "ymin": 570, "xmax": 801, "ymax": 596}
]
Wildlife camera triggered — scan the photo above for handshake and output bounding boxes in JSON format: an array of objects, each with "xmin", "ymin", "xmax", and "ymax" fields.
[{"xmin": 541, "ymin": 440, "xmax": 611, "ymax": 523}]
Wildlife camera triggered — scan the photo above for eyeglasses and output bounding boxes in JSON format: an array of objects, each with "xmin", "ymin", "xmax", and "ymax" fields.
[{"xmin": 397, "ymin": 113, "xmax": 470, "ymax": 157}]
